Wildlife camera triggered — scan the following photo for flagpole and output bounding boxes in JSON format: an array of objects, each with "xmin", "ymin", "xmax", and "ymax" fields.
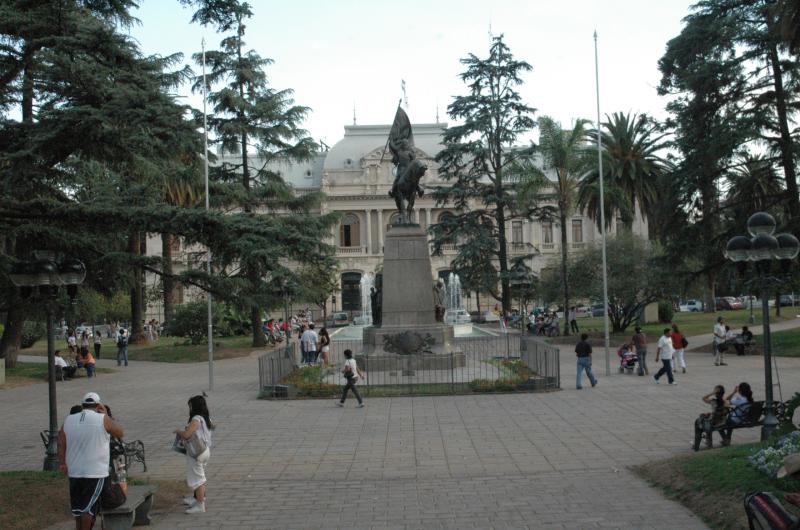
[
  {"xmin": 203, "ymin": 37, "xmax": 214, "ymax": 391},
  {"xmin": 594, "ymin": 30, "xmax": 611, "ymax": 376}
]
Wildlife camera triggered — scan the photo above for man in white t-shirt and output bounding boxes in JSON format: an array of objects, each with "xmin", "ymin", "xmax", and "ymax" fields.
[
  {"xmin": 713, "ymin": 316, "xmax": 728, "ymax": 366},
  {"xmin": 58, "ymin": 392, "xmax": 124, "ymax": 530},
  {"xmin": 653, "ymin": 328, "xmax": 677, "ymax": 385},
  {"xmin": 300, "ymin": 323, "xmax": 319, "ymax": 364}
]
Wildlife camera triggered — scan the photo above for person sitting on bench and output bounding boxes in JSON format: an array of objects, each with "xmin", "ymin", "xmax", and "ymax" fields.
[
  {"xmin": 695, "ymin": 384, "xmax": 726, "ymax": 447},
  {"xmin": 54, "ymin": 350, "xmax": 77, "ymax": 380},
  {"xmin": 75, "ymin": 349, "xmax": 96, "ymax": 378},
  {"xmin": 734, "ymin": 326, "xmax": 754, "ymax": 355},
  {"xmin": 721, "ymin": 382, "xmax": 754, "ymax": 446}
]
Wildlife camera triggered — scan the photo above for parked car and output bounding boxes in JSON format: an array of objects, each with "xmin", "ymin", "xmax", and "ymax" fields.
[
  {"xmin": 780, "ymin": 295, "xmax": 796, "ymax": 307},
  {"xmin": 445, "ymin": 309, "xmax": 472, "ymax": 325},
  {"xmin": 327, "ymin": 312, "xmax": 349, "ymax": 327},
  {"xmin": 715, "ymin": 297, "xmax": 743, "ymax": 310},
  {"xmin": 590, "ymin": 304, "xmax": 609, "ymax": 317},
  {"xmin": 679, "ymin": 300, "xmax": 704, "ymax": 312}
]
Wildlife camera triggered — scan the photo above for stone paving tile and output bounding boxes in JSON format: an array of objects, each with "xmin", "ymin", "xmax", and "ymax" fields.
[{"xmin": 7, "ymin": 319, "xmax": 799, "ymax": 529}]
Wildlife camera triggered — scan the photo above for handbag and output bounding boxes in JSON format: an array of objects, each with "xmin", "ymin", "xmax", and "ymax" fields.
[
  {"xmin": 185, "ymin": 431, "xmax": 207, "ymax": 459},
  {"xmin": 172, "ymin": 433, "xmax": 187, "ymax": 455},
  {"xmin": 100, "ymin": 464, "xmax": 127, "ymax": 510}
]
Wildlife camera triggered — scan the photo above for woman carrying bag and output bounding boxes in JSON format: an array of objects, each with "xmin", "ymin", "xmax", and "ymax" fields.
[{"xmin": 174, "ymin": 395, "xmax": 213, "ymax": 514}]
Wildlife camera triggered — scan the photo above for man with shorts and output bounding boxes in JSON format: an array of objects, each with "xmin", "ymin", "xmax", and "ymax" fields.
[{"xmin": 58, "ymin": 392, "xmax": 124, "ymax": 530}]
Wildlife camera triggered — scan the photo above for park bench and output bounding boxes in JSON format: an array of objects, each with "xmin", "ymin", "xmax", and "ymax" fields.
[
  {"xmin": 101, "ymin": 484, "xmax": 158, "ymax": 530},
  {"xmin": 693, "ymin": 400, "xmax": 788, "ymax": 451},
  {"xmin": 39, "ymin": 431, "xmax": 147, "ymax": 472}
]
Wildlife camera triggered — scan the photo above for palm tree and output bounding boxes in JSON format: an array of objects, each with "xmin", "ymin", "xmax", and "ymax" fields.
[
  {"xmin": 534, "ymin": 116, "xmax": 592, "ymax": 335},
  {"xmin": 726, "ymin": 154, "xmax": 784, "ymax": 214},
  {"xmin": 579, "ymin": 112, "xmax": 669, "ymax": 230},
  {"xmin": 162, "ymin": 178, "xmax": 202, "ymax": 323}
]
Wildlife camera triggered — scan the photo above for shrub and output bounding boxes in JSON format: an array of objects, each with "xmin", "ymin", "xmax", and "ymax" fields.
[
  {"xmin": 21, "ymin": 321, "xmax": 45, "ymax": 349},
  {"xmin": 658, "ymin": 300, "xmax": 674, "ymax": 324},
  {"xmin": 165, "ymin": 302, "xmax": 223, "ymax": 344}
]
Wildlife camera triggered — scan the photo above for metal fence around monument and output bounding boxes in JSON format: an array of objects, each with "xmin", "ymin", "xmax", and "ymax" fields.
[{"xmin": 258, "ymin": 333, "xmax": 559, "ymax": 398}]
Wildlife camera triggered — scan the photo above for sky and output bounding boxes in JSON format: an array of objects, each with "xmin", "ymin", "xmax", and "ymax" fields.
[{"xmin": 129, "ymin": 0, "xmax": 696, "ymax": 147}]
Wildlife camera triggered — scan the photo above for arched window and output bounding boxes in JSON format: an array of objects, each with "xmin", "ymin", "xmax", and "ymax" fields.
[
  {"xmin": 341, "ymin": 272, "xmax": 362, "ymax": 311},
  {"xmin": 339, "ymin": 213, "xmax": 360, "ymax": 247},
  {"xmin": 387, "ymin": 212, "xmax": 402, "ymax": 231},
  {"xmin": 437, "ymin": 211, "xmax": 454, "ymax": 224}
]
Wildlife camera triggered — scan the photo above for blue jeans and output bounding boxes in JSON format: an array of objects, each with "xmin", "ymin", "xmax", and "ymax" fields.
[
  {"xmin": 654, "ymin": 359, "xmax": 674, "ymax": 383},
  {"xmin": 576, "ymin": 357, "xmax": 597, "ymax": 388},
  {"xmin": 303, "ymin": 349, "xmax": 317, "ymax": 364},
  {"xmin": 117, "ymin": 346, "xmax": 128, "ymax": 366},
  {"xmin": 637, "ymin": 348, "xmax": 648, "ymax": 375}
]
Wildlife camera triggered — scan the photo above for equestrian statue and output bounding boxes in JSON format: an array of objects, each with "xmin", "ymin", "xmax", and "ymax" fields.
[{"xmin": 381, "ymin": 103, "xmax": 427, "ymax": 223}]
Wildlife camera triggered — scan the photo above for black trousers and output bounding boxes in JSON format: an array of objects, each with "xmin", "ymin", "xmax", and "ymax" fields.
[
  {"xmin": 570, "ymin": 319, "xmax": 579, "ymax": 333},
  {"xmin": 94, "ymin": 343, "xmax": 101, "ymax": 358},
  {"xmin": 340, "ymin": 378, "xmax": 362, "ymax": 404}
]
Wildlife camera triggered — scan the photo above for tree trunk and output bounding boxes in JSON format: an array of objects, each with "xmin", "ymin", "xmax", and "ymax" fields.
[
  {"xmin": 161, "ymin": 233, "xmax": 177, "ymax": 324},
  {"xmin": 776, "ymin": 291, "xmax": 782, "ymax": 317},
  {"xmin": 0, "ymin": 307, "xmax": 25, "ymax": 369},
  {"xmin": 250, "ymin": 305, "xmax": 266, "ymax": 347},
  {"xmin": 768, "ymin": 43, "xmax": 800, "ymax": 222},
  {"xmin": 559, "ymin": 207, "xmax": 570, "ymax": 336},
  {"xmin": 129, "ymin": 232, "xmax": 145, "ymax": 343}
]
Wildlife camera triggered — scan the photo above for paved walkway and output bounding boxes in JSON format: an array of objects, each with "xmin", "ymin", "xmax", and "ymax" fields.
[{"xmin": 2, "ymin": 318, "xmax": 799, "ymax": 529}]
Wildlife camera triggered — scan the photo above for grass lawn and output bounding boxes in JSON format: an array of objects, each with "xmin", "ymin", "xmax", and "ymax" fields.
[
  {"xmin": 19, "ymin": 334, "xmax": 260, "ymax": 362},
  {"xmin": 633, "ymin": 439, "xmax": 800, "ymax": 530},
  {"xmin": 2, "ymin": 362, "xmax": 115, "ymax": 388},
  {"xmin": 570, "ymin": 308, "xmax": 795, "ymax": 342},
  {"xmin": 772, "ymin": 328, "xmax": 800, "ymax": 357},
  {"xmin": 0, "ymin": 471, "xmax": 185, "ymax": 530}
]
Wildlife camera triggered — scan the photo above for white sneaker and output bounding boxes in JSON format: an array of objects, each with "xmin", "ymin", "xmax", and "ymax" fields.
[
  {"xmin": 185, "ymin": 502, "xmax": 205, "ymax": 514},
  {"xmin": 335, "ymin": 402, "xmax": 344, "ymax": 407},
  {"xmin": 182, "ymin": 496, "xmax": 196, "ymax": 506},
  {"xmin": 357, "ymin": 403, "xmax": 365, "ymax": 408},
  {"xmin": 669, "ymin": 382, "xmax": 678, "ymax": 385}
]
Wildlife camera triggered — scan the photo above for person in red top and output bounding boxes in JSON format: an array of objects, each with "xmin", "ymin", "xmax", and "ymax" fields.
[{"xmin": 671, "ymin": 323, "xmax": 687, "ymax": 374}]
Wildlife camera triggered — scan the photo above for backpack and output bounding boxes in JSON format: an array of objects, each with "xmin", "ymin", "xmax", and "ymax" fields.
[
  {"xmin": 681, "ymin": 336, "xmax": 689, "ymax": 348},
  {"xmin": 744, "ymin": 491, "xmax": 800, "ymax": 530},
  {"xmin": 117, "ymin": 335, "xmax": 128, "ymax": 347}
]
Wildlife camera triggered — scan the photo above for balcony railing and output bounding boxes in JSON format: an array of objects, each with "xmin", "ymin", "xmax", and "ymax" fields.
[
  {"xmin": 541, "ymin": 242, "xmax": 556, "ymax": 251},
  {"xmin": 571, "ymin": 242, "xmax": 586, "ymax": 250},
  {"xmin": 336, "ymin": 246, "xmax": 367, "ymax": 255}
]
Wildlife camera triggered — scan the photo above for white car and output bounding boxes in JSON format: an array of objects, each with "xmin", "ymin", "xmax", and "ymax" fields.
[
  {"xmin": 444, "ymin": 309, "xmax": 472, "ymax": 325},
  {"xmin": 679, "ymin": 300, "xmax": 704, "ymax": 312},
  {"xmin": 481, "ymin": 311, "xmax": 500, "ymax": 322}
]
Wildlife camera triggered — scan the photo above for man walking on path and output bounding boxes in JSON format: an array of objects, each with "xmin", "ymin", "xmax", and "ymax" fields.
[
  {"xmin": 58, "ymin": 392, "xmax": 124, "ymax": 530},
  {"xmin": 632, "ymin": 326, "xmax": 648, "ymax": 376},
  {"xmin": 116, "ymin": 328, "xmax": 129, "ymax": 367},
  {"xmin": 671, "ymin": 324, "xmax": 687, "ymax": 374},
  {"xmin": 654, "ymin": 328, "xmax": 677, "ymax": 385},
  {"xmin": 713, "ymin": 316, "xmax": 728, "ymax": 366},
  {"xmin": 300, "ymin": 323, "xmax": 319, "ymax": 364},
  {"xmin": 575, "ymin": 333, "xmax": 598, "ymax": 389}
]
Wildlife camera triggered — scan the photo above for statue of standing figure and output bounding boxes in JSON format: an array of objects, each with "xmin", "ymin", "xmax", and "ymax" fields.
[
  {"xmin": 433, "ymin": 279, "xmax": 446, "ymax": 323},
  {"xmin": 382, "ymin": 105, "xmax": 427, "ymax": 223},
  {"xmin": 370, "ymin": 276, "xmax": 383, "ymax": 327}
]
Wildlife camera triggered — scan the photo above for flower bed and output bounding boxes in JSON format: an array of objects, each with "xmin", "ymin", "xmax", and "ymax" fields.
[{"xmin": 749, "ymin": 431, "xmax": 800, "ymax": 478}]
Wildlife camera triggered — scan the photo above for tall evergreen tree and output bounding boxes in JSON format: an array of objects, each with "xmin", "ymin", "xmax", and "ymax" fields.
[
  {"xmin": 431, "ymin": 35, "xmax": 539, "ymax": 317},
  {"xmin": 187, "ymin": 0, "xmax": 331, "ymax": 346}
]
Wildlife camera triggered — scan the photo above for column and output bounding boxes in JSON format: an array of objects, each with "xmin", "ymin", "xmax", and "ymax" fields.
[
  {"xmin": 426, "ymin": 208, "xmax": 432, "ymax": 228},
  {"xmin": 377, "ymin": 209, "xmax": 384, "ymax": 253},
  {"xmin": 365, "ymin": 209, "xmax": 372, "ymax": 254}
]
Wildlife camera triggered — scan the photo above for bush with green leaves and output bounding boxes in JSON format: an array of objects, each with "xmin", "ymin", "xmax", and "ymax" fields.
[
  {"xmin": 21, "ymin": 321, "xmax": 45, "ymax": 349},
  {"xmin": 658, "ymin": 301, "xmax": 674, "ymax": 323},
  {"xmin": 165, "ymin": 302, "xmax": 218, "ymax": 344}
]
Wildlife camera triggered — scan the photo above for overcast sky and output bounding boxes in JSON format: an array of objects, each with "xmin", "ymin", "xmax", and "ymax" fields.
[{"xmin": 130, "ymin": 0, "xmax": 695, "ymax": 146}]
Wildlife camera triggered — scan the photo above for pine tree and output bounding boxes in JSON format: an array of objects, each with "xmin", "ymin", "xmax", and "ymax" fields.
[
  {"xmin": 187, "ymin": 0, "xmax": 332, "ymax": 346},
  {"xmin": 431, "ymin": 35, "xmax": 540, "ymax": 317}
]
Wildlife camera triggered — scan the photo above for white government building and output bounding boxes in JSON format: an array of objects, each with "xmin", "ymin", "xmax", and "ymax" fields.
[{"xmin": 145, "ymin": 121, "xmax": 648, "ymax": 320}]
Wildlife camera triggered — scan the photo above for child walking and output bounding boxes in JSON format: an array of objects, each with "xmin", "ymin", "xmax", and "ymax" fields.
[{"xmin": 337, "ymin": 349, "xmax": 365, "ymax": 408}]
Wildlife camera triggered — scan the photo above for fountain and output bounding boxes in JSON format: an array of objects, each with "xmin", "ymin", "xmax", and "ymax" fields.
[
  {"xmin": 444, "ymin": 272, "xmax": 473, "ymax": 336},
  {"xmin": 359, "ymin": 273, "xmax": 373, "ymax": 326}
]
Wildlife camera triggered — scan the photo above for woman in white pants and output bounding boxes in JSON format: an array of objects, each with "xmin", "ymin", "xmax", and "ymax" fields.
[
  {"xmin": 671, "ymin": 324, "xmax": 687, "ymax": 373},
  {"xmin": 175, "ymin": 395, "xmax": 213, "ymax": 514}
]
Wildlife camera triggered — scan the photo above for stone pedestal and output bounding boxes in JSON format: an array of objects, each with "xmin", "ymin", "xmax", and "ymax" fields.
[{"xmin": 362, "ymin": 224, "xmax": 462, "ymax": 369}]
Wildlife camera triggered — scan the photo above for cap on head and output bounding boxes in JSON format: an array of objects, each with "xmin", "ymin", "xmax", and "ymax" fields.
[
  {"xmin": 717, "ymin": 316, "xmax": 724, "ymax": 322},
  {"xmin": 635, "ymin": 326, "xmax": 642, "ymax": 332},
  {"xmin": 82, "ymin": 392, "xmax": 101, "ymax": 405}
]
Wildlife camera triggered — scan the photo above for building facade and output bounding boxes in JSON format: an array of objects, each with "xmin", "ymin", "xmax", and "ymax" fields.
[{"xmin": 145, "ymin": 122, "xmax": 648, "ymax": 320}]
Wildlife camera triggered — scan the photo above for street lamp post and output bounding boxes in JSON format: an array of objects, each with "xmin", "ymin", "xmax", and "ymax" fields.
[
  {"xmin": 725, "ymin": 212, "xmax": 799, "ymax": 441},
  {"xmin": 9, "ymin": 254, "xmax": 86, "ymax": 471}
]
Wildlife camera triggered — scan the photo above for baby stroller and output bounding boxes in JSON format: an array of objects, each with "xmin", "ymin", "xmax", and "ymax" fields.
[{"xmin": 617, "ymin": 344, "xmax": 638, "ymax": 374}]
